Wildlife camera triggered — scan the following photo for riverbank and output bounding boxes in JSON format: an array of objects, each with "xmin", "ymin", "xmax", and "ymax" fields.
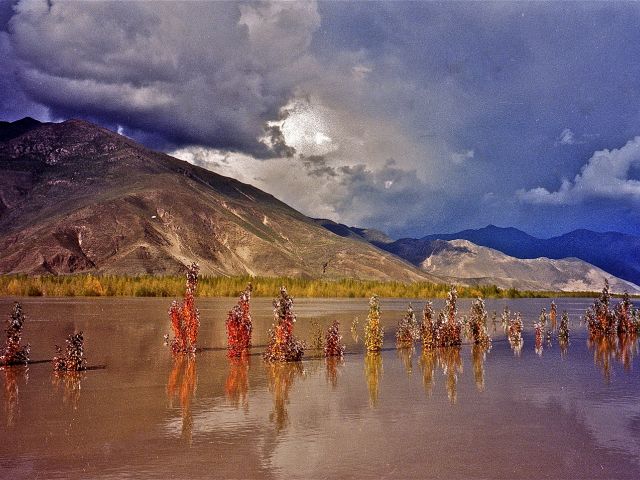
[{"xmin": 0, "ymin": 274, "xmax": 603, "ymax": 299}]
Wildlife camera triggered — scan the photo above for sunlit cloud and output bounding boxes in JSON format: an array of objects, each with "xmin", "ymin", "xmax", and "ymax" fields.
[{"xmin": 518, "ymin": 137, "xmax": 640, "ymax": 205}]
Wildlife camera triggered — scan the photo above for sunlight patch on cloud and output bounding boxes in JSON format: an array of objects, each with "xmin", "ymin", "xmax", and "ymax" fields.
[{"xmin": 518, "ymin": 137, "xmax": 640, "ymax": 205}]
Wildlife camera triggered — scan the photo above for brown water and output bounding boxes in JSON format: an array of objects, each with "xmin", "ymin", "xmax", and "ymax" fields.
[{"xmin": 1, "ymin": 297, "xmax": 639, "ymax": 479}]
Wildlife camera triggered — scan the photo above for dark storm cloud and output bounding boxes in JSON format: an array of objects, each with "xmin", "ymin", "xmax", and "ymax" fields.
[
  {"xmin": 2, "ymin": 0, "xmax": 320, "ymax": 155},
  {"xmin": 4, "ymin": 1, "xmax": 640, "ymax": 237}
]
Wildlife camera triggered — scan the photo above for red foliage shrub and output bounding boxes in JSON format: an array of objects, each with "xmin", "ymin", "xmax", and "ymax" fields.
[
  {"xmin": 263, "ymin": 286, "xmax": 305, "ymax": 362},
  {"xmin": 324, "ymin": 320, "xmax": 345, "ymax": 357},
  {"xmin": 0, "ymin": 302, "xmax": 30, "ymax": 366},
  {"xmin": 169, "ymin": 263, "xmax": 200, "ymax": 354},
  {"xmin": 53, "ymin": 332, "xmax": 87, "ymax": 372}
]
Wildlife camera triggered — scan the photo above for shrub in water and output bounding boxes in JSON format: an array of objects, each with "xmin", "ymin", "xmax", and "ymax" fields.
[
  {"xmin": 550, "ymin": 301, "xmax": 558, "ymax": 330},
  {"xmin": 584, "ymin": 280, "xmax": 617, "ymax": 335},
  {"xmin": 0, "ymin": 302, "xmax": 30, "ymax": 366},
  {"xmin": 324, "ymin": 320, "xmax": 345, "ymax": 357},
  {"xmin": 263, "ymin": 286, "xmax": 305, "ymax": 362},
  {"xmin": 439, "ymin": 286, "xmax": 462, "ymax": 347},
  {"xmin": 538, "ymin": 308, "xmax": 548, "ymax": 331},
  {"xmin": 168, "ymin": 263, "xmax": 200, "ymax": 354},
  {"xmin": 53, "ymin": 332, "xmax": 87, "ymax": 372},
  {"xmin": 534, "ymin": 322, "xmax": 543, "ymax": 356},
  {"xmin": 420, "ymin": 301, "xmax": 437, "ymax": 349},
  {"xmin": 226, "ymin": 283, "xmax": 253, "ymax": 357},
  {"xmin": 615, "ymin": 291, "xmax": 634, "ymax": 335},
  {"xmin": 396, "ymin": 303, "xmax": 419, "ymax": 348},
  {"xmin": 468, "ymin": 297, "xmax": 491, "ymax": 346},
  {"xmin": 558, "ymin": 312, "xmax": 570, "ymax": 341},
  {"xmin": 364, "ymin": 294, "xmax": 384, "ymax": 352}
]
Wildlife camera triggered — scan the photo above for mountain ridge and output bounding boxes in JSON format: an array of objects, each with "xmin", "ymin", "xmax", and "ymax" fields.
[
  {"xmin": 417, "ymin": 225, "xmax": 640, "ymax": 285},
  {"xmin": 0, "ymin": 117, "xmax": 439, "ymax": 282}
]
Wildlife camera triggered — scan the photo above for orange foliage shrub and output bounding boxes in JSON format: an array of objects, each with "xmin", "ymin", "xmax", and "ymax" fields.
[
  {"xmin": 169, "ymin": 263, "xmax": 200, "ymax": 354},
  {"xmin": 226, "ymin": 283, "xmax": 253, "ymax": 357}
]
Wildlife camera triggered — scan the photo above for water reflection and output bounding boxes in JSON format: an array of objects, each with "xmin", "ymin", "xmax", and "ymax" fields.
[
  {"xmin": 419, "ymin": 347, "xmax": 463, "ymax": 403},
  {"xmin": 325, "ymin": 356, "xmax": 343, "ymax": 389},
  {"xmin": 52, "ymin": 370, "xmax": 84, "ymax": 411},
  {"xmin": 588, "ymin": 334, "xmax": 639, "ymax": 382},
  {"xmin": 225, "ymin": 356, "xmax": 249, "ymax": 411},
  {"xmin": 472, "ymin": 344, "xmax": 490, "ymax": 393},
  {"xmin": 420, "ymin": 346, "xmax": 462, "ymax": 404},
  {"xmin": 167, "ymin": 356, "xmax": 197, "ymax": 443},
  {"xmin": 440, "ymin": 347, "xmax": 463, "ymax": 404},
  {"xmin": 265, "ymin": 362, "xmax": 304, "ymax": 432},
  {"xmin": 364, "ymin": 352, "xmax": 382, "ymax": 407},
  {"xmin": 397, "ymin": 347, "xmax": 414, "ymax": 376},
  {"xmin": 420, "ymin": 349, "xmax": 437, "ymax": 397},
  {"xmin": 1, "ymin": 366, "xmax": 28, "ymax": 426}
]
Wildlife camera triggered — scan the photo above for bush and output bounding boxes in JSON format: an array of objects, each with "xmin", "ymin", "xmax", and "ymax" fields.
[{"xmin": 263, "ymin": 286, "xmax": 305, "ymax": 362}]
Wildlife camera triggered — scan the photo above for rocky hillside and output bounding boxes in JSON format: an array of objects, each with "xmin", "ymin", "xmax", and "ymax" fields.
[
  {"xmin": 0, "ymin": 118, "xmax": 438, "ymax": 281},
  {"xmin": 420, "ymin": 224, "xmax": 640, "ymax": 286},
  {"xmin": 395, "ymin": 239, "xmax": 640, "ymax": 293}
]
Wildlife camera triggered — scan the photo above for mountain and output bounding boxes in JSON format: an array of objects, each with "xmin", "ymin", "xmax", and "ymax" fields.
[
  {"xmin": 419, "ymin": 225, "xmax": 640, "ymax": 286},
  {"xmin": 312, "ymin": 218, "xmax": 393, "ymax": 244},
  {"xmin": 415, "ymin": 239, "xmax": 640, "ymax": 293},
  {"xmin": 0, "ymin": 117, "xmax": 48, "ymax": 142},
  {"xmin": 0, "ymin": 118, "xmax": 438, "ymax": 281}
]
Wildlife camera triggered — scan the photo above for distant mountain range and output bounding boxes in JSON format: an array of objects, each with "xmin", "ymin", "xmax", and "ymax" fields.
[
  {"xmin": 0, "ymin": 118, "xmax": 436, "ymax": 282},
  {"xmin": 416, "ymin": 225, "xmax": 640, "ymax": 287},
  {"xmin": 411, "ymin": 239, "xmax": 639, "ymax": 293},
  {"xmin": 311, "ymin": 221, "xmax": 640, "ymax": 293}
]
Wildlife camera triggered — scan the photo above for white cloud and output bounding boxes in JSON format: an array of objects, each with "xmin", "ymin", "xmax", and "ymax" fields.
[
  {"xmin": 450, "ymin": 149, "xmax": 474, "ymax": 164},
  {"xmin": 518, "ymin": 136, "xmax": 640, "ymax": 205},
  {"xmin": 558, "ymin": 128, "xmax": 577, "ymax": 145}
]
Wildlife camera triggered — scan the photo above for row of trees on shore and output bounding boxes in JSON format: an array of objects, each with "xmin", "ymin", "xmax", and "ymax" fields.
[{"xmin": 0, "ymin": 273, "xmax": 604, "ymax": 299}]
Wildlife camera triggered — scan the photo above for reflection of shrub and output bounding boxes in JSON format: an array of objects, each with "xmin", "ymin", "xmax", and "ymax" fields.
[
  {"xmin": 396, "ymin": 304, "xmax": 419, "ymax": 348},
  {"xmin": 226, "ymin": 284, "xmax": 253, "ymax": 357},
  {"xmin": 53, "ymin": 332, "xmax": 87, "ymax": 372},
  {"xmin": 263, "ymin": 286, "xmax": 305, "ymax": 362},
  {"xmin": 0, "ymin": 302, "xmax": 31, "ymax": 366},
  {"xmin": 168, "ymin": 263, "xmax": 200, "ymax": 354},
  {"xmin": 364, "ymin": 352, "xmax": 383, "ymax": 407},
  {"xmin": 364, "ymin": 295, "xmax": 384, "ymax": 352},
  {"xmin": 324, "ymin": 320, "xmax": 345, "ymax": 357}
]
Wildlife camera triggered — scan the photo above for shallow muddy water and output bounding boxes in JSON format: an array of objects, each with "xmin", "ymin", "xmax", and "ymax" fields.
[{"xmin": 0, "ymin": 296, "xmax": 639, "ymax": 479}]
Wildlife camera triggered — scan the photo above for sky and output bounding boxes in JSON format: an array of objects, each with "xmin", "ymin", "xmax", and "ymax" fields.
[{"xmin": 2, "ymin": 0, "xmax": 640, "ymax": 239}]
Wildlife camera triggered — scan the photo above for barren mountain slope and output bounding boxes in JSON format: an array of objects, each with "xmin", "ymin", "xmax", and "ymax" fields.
[{"xmin": 0, "ymin": 118, "xmax": 439, "ymax": 281}]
